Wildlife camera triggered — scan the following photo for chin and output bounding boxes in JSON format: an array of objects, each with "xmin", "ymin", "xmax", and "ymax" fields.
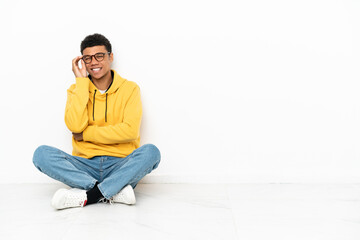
[{"xmin": 90, "ymin": 72, "xmax": 104, "ymax": 80}]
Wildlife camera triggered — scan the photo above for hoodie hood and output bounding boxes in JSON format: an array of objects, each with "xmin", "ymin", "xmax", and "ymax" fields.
[{"xmin": 89, "ymin": 69, "xmax": 125, "ymax": 95}]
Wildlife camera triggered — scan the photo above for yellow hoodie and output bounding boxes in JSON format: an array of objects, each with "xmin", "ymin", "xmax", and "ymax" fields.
[{"xmin": 65, "ymin": 70, "xmax": 142, "ymax": 159}]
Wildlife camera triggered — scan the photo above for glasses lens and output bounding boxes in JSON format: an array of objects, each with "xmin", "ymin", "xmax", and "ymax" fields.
[
  {"xmin": 83, "ymin": 56, "xmax": 92, "ymax": 63},
  {"xmin": 94, "ymin": 53, "xmax": 105, "ymax": 62}
]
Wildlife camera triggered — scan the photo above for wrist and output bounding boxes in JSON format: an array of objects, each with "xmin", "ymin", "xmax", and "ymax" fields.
[{"xmin": 74, "ymin": 73, "xmax": 86, "ymax": 78}]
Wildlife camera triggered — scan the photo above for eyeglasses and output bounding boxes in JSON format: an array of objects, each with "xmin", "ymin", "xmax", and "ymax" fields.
[{"xmin": 82, "ymin": 52, "xmax": 110, "ymax": 64}]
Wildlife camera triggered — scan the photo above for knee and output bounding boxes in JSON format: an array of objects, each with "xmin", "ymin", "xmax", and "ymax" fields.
[
  {"xmin": 142, "ymin": 144, "xmax": 161, "ymax": 164},
  {"xmin": 33, "ymin": 145, "xmax": 52, "ymax": 169}
]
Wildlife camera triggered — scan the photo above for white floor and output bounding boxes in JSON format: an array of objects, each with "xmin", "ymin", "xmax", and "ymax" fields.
[{"xmin": 1, "ymin": 183, "xmax": 360, "ymax": 240}]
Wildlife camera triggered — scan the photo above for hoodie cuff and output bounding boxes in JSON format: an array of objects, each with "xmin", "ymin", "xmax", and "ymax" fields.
[{"xmin": 83, "ymin": 125, "xmax": 96, "ymax": 142}]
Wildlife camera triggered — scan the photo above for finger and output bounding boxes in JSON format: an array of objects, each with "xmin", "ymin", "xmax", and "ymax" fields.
[
  {"xmin": 72, "ymin": 56, "xmax": 81, "ymax": 63},
  {"xmin": 73, "ymin": 56, "xmax": 82, "ymax": 66},
  {"xmin": 80, "ymin": 59, "xmax": 86, "ymax": 69},
  {"xmin": 76, "ymin": 56, "xmax": 83, "ymax": 65}
]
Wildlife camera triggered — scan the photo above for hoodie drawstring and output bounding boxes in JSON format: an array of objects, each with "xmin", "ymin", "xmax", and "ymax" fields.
[
  {"xmin": 93, "ymin": 90, "xmax": 97, "ymax": 121},
  {"xmin": 92, "ymin": 90, "xmax": 108, "ymax": 122},
  {"xmin": 105, "ymin": 93, "xmax": 108, "ymax": 122}
]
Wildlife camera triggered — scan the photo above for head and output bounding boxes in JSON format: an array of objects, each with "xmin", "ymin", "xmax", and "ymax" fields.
[{"xmin": 80, "ymin": 33, "xmax": 113, "ymax": 80}]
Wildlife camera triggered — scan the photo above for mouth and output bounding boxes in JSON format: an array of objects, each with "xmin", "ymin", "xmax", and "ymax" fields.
[{"xmin": 91, "ymin": 67, "xmax": 102, "ymax": 73}]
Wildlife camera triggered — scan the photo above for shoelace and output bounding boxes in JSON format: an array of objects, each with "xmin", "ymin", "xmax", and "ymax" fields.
[
  {"xmin": 97, "ymin": 190, "xmax": 127, "ymax": 205},
  {"xmin": 98, "ymin": 198, "xmax": 114, "ymax": 205}
]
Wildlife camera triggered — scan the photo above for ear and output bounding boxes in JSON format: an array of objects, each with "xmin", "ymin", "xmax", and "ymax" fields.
[{"xmin": 109, "ymin": 52, "xmax": 114, "ymax": 63}]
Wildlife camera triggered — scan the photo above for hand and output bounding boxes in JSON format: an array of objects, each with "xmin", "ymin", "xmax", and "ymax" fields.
[
  {"xmin": 72, "ymin": 132, "xmax": 83, "ymax": 141},
  {"xmin": 72, "ymin": 56, "xmax": 87, "ymax": 78}
]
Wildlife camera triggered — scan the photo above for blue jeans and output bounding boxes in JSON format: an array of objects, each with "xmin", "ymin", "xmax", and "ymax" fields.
[{"xmin": 33, "ymin": 144, "xmax": 161, "ymax": 199}]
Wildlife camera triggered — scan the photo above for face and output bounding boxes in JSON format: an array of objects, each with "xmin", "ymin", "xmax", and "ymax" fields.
[{"xmin": 82, "ymin": 45, "xmax": 113, "ymax": 80}]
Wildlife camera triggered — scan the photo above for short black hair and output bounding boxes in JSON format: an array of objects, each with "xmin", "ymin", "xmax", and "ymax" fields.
[{"xmin": 80, "ymin": 33, "xmax": 112, "ymax": 54}]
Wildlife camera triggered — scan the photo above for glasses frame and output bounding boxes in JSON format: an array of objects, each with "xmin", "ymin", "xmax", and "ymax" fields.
[{"xmin": 82, "ymin": 52, "xmax": 111, "ymax": 64}]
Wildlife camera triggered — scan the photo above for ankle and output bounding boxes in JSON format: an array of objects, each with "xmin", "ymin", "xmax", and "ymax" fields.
[{"xmin": 86, "ymin": 182, "xmax": 105, "ymax": 205}]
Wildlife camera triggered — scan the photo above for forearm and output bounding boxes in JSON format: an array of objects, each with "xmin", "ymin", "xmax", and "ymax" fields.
[
  {"xmin": 65, "ymin": 77, "xmax": 90, "ymax": 133},
  {"xmin": 83, "ymin": 122, "xmax": 140, "ymax": 144}
]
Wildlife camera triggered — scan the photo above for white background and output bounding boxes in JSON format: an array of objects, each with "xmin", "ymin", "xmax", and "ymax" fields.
[{"xmin": 1, "ymin": 0, "xmax": 360, "ymax": 184}]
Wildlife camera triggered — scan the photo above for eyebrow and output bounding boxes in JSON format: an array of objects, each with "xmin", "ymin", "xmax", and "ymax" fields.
[{"xmin": 83, "ymin": 52, "xmax": 105, "ymax": 57}]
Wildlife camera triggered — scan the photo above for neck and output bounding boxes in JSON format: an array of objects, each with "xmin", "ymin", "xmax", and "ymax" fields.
[{"xmin": 91, "ymin": 70, "xmax": 112, "ymax": 91}]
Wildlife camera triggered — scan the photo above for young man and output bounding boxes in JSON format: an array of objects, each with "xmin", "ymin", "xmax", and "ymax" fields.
[{"xmin": 33, "ymin": 33, "xmax": 160, "ymax": 210}]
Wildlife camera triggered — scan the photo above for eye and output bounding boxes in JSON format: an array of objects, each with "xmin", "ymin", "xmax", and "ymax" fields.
[
  {"xmin": 95, "ymin": 53, "xmax": 105, "ymax": 58},
  {"xmin": 83, "ymin": 56, "xmax": 91, "ymax": 61}
]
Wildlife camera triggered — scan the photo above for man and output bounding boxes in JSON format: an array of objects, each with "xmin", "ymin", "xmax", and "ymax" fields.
[{"xmin": 33, "ymin": 33, "xmax": 160, "ymax": 210}]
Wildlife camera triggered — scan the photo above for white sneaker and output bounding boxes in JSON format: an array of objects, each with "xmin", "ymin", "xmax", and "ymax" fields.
[
  {"xmin": 51, "ymin": 188, "xmax": 87, "ymax": 210},
  {"xmin": 111, "ymin": 185, "xmax": 136, "ymax": 205}
]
